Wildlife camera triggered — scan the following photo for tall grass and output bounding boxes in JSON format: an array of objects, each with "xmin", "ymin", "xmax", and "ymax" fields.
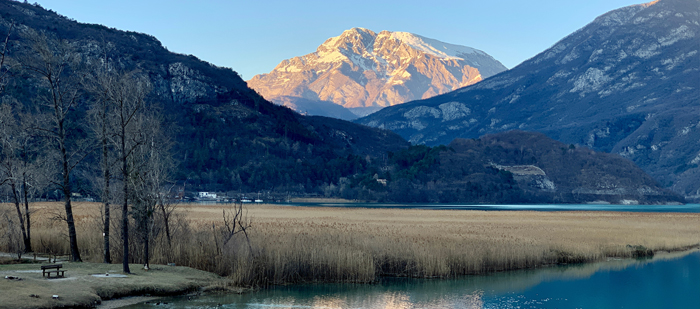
[{"xmin": 1, "ymin": 202, "xmax": 699, "ymax": 286}]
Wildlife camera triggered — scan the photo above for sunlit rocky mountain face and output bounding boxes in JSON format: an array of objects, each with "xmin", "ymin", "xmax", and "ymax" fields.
[
  {"xmin": 357, "ymin": 0, "xmax": 700, "ymax": 199},
  {"xmin": 247, "ymin": 28, "xmax": 507, "ymax": 119}
]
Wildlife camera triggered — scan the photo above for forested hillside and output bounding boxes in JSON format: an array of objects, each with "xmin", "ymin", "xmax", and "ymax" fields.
[{"xmin": 341, "ymin": 131, "xmax": 683, "ymax": 204}]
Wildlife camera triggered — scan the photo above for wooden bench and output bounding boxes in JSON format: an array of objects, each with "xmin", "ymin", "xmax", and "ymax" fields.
[{"xmin": 41, "ymin": 264, "xmax": 65, "ymax": 278}]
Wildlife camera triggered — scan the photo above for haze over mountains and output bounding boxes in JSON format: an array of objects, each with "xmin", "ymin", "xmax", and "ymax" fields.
[
  {"xmin": 248, "ymin": 28, "xmax": 507, "ymax": 118},
  {"xmin": 358, "ymin": 0, "xmax": 700, "ymax": 199}
]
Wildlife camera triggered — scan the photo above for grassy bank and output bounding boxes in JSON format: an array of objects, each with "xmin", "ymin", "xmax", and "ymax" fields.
[
  {"xmin": 2, "ymin": 202, "xmax": 699, "ymax": 287},
  {"xmin": 0, "ymin": 261, "xmax": 222, "ymax": 309}
]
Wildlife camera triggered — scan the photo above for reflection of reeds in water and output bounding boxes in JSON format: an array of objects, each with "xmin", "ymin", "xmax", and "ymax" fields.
[
  {"xmin": 458, "ymin": 249, "xmax": 700, "ymax": 294},
  {"xmin": 1, "ymin": 202, "xmax": 698, "ymax": 286}
]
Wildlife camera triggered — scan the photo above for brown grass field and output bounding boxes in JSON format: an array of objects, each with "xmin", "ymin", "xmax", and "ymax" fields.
[{"xmin": 2, "ymin": 202, "xmax": 699, "ymax": 286}]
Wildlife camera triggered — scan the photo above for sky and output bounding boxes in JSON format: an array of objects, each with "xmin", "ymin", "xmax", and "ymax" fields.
[{"xmin": 36, "ymin": 0, "xmax": 647, "ymax": 80}]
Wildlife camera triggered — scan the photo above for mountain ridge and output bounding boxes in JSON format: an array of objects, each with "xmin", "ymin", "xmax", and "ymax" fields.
[{"xmin": 356, "ymin": 0, "xmax": 700, "ymax": 198}]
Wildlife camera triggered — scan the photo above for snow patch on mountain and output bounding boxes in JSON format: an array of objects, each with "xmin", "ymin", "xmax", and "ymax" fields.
[{"xmin": 388, "ymin": 32, "xmax": 484, "ymax": 59}]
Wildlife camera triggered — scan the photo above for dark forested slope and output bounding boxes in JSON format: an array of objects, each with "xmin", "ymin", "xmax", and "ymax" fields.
[{"xmin": 345, "ymin": 131, "xmax": 683, "ymax": 204}]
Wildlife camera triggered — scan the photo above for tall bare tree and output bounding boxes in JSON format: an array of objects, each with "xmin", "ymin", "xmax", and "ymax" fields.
[
  {"xmin": 130, "ymin": 110, "xmax": 171, "ymax": 269},
  {"xmin": 0, "ymin": 102, "xmax": 33, "ymax": 253},
  {"xmin": 0, "ymin": 22, "xmax": 33, "ymax": 253},
  {"xmin": 94, "ymin": 69, "xmax": 151, "ymax": 273},
  {"xmin": 87, "ymin": 45, "xmax": 117, "ymax": 264},
  {"xmin": 20, "ymin": 29, "xmax": 87, "ymax": 262}
]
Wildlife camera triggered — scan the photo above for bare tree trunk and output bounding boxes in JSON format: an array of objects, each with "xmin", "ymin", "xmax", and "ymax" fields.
[
  {"xmin": 60, "ymin": 117, "xmax": 81, "ymax": 262},
  {"xmin": 63, "ymin": 196, "xmax": 79, "ymax": 263},
  {"xmin": 143, "ymin": 217, "xmax": 150, "ymax": 269},
  {"xmin": 121, "ymin": 125, "xmax": 130, "ymax": 273},
  {"xmin": 103, "ymin": 170, "xmax": 111, "ymax": 263},
  {"xmin": 159, "ymin": 199, "xmax": 172, "ymax": 249},
  {"xmin": 102, "ymin": 116, "xmax": 111, "ymax": 264},
  {"xmin": 10, "ymin": 182, "xmax": 29, "ymax": 253},
  {"xmin": 22, "ymin": 173, "xmax": 31, "ymax": 253}
]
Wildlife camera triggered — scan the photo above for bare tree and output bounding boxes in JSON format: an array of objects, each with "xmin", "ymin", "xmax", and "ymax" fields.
[
  {"xmin": 130, "ymin": 109, "xmax": 171, "ymax": 269},
  {"xmin": 0, "ymin": 96, "xmax": 46, "ymax": 255},
  {"xmin": 19, "ymin": 29, "xmax": 87, "ymax": 262},
  {"xmin": 0, "ymin": 209, "xmax": 24, "ymax": 260},
  {"xmin": 98, "ymin": 98, "xmax": 114, "ymax": 264},
  {"xmin": 94, "ymin": 69, "xmax": 151, "ymax": 273},
  {"xmin": 157, "ymin": 183, "xmax": 178, "ymax": 253},
  {"xmin": 0, "ymin": 102, "xmax": 30, "ymax": 253},
  {"xmin": 217, "ymin": 201, "xmax": 252, "ymax": 256},
  {"xmin": 87, "ymin": 46, "xmax": 116, "ymax": 264}
]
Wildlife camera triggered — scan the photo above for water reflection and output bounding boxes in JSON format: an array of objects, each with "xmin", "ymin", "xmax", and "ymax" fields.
[{"xmin": 126, "ymin": 250, "xmax": 699, "ymax": 308}]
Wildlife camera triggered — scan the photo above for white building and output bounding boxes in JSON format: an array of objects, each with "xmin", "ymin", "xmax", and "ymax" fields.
[{"xmin": 198, "ymin": 192, "xmax": 217, "ymax": 199}]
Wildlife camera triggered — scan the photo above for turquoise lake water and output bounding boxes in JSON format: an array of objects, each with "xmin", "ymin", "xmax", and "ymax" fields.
[
  {"xmin": 125, "ymin": 250, "xmax": 700, "ymax": 309},
  {"xmin": 272, "ymin": 202, "xmax": 700, "ymax": 213}
]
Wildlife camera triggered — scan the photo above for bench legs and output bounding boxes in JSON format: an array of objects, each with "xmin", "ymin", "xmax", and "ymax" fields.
[{"xmin": 43, "ymin": 270, "xmax": 65, "ymax": 278}]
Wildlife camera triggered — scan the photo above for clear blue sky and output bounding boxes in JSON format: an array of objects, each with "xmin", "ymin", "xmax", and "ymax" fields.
[{"xmin": 37, "ymin": 0, "xmax": 646, "ymax": 80}]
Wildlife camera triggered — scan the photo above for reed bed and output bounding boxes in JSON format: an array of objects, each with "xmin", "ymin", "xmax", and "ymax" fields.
[{"xmin": 1, "ymin": 202, "xmax": 699, "ymax": 286}]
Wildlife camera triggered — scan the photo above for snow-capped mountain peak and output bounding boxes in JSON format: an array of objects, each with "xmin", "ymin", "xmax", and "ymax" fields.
[{"xmin": 248, "ymin": 28, "xmax": 506, "ymax": 109}]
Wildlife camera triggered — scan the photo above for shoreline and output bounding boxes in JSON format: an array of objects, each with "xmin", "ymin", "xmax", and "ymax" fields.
[
  {"xmin": 97, "ymin": 296, "xmax": 160, "ymax": 309},
  {"xmin": 2, "ymin": 247, "xmax": 698, "ymax": 309},
  {"xmin": 101, "ymin": 247, "xmax": 700, "ymax": 308}
]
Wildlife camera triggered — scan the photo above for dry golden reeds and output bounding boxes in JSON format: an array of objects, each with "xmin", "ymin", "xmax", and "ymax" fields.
[{"xmin": 1, "ymin": 202, "xmax": 698, "ymax": 286}]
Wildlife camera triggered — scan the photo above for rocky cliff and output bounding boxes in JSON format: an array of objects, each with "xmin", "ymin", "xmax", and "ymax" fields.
[
  {"xmin": 247, "ymin": 28, "xmax": 506, "ymax": 111},
  {"xmin": 0, "ymin": 1, "xmax": 245, "ymax": 108},
  {"xmin": 357, "ymin": 0, "xmax": 700, "ymax": 199}
]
